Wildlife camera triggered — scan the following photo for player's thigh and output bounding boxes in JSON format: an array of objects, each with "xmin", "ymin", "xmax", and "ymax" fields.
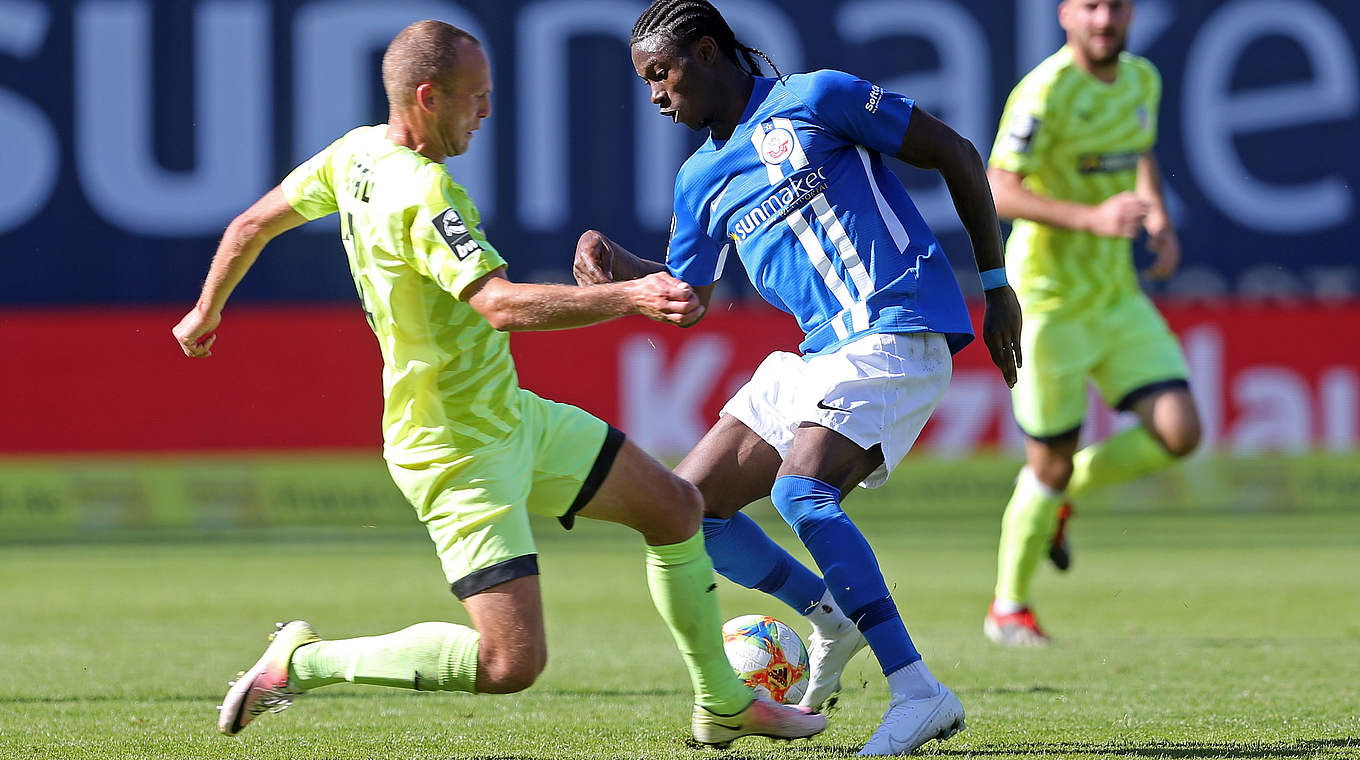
[
  {"xmin": 515, "ymin": 389, "xmax": 700, "ymax": 541},
  {"xmin": 1090, "ymin": 296, "xmax": 1190, "ymax": 413},
  {"xmin": 574, "ymin": 438, "xmax": 702, "ymax": 542},
  {"xmin": 1011, "ymin": 315, "xmax": 1094, "ymax": 439},
  {"xmin": 782, "ymin": 332, "xmax": 954, "ymax": 490},
  {"xmin": 516, "ymin": 390, "xmax": 614, "ymax": 528},
  {"xmin": 675, "ymin": 414, "xmax": 783, "ymax": 519},
  {"xmin": 387, "ymin": 446, "xmax": 539, "ymax": 601}
]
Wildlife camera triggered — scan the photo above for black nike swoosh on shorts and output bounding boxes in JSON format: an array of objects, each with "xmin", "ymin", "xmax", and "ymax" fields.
[{"xmin": 816, "ymin": 400, "xmax": 850, "ymax": 412}]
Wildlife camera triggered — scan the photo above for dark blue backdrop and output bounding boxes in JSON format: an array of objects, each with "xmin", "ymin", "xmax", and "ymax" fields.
[{"xmin": 2, "ymin": 0, "xmax": 1357, "ymax": 305}]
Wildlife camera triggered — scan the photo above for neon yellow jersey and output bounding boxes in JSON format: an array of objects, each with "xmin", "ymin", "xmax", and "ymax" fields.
[
  {"xmin": 989, "ymin": 47, "xmax": 1160, "ymax": 316},
  {"xmin": 282, "ymin": 125, "xmax": 519, "ymax": 464}
]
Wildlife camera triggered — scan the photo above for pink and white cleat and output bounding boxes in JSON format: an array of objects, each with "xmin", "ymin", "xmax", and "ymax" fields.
[
  {"xmin": 217, "ymin": 620, "xmax": 319, "ymax": 735},
  {"xmin": 692, "ymin": 694, "xmax": 827, "ymax": 747}
]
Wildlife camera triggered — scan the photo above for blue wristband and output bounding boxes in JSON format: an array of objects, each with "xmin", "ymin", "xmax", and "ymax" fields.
[{"xmin": 980, "ymin": 267, "xmax": 1008, "ymax": 290}]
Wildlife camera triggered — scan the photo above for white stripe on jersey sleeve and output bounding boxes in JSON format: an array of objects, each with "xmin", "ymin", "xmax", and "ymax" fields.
[
  {"xmin": 713, "ymin": 241, "xmax": 731, "ymax": 283},
  {"xmin": 857, "ymin": 146, "xmax": 911, "ymax": 253}
]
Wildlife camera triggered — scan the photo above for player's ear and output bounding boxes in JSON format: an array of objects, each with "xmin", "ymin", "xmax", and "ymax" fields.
[
  {"xmin": 414, "ymin": 82, "xmax": 438, "ymax": 113},
  {"xmin": 693, "ymin": 35, "xmax": 719, "ymax": 67}
]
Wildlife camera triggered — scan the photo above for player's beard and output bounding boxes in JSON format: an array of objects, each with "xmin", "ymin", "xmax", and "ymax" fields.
[{"xmin": 1082, "ymin": 31, "xmax": 1125, "ymax": 67}]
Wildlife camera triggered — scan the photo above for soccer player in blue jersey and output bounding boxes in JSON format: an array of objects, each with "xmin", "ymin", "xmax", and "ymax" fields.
[{"xmin": 573, "ymin": 1, "xmax": 1023, "ymax": 754}]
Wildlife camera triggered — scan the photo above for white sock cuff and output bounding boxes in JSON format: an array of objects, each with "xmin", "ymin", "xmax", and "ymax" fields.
[{"xmin": 1019, "ymin": 466, "xmax": 1064, "ymax": 501}]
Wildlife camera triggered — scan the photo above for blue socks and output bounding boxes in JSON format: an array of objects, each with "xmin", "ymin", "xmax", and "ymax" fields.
[
  {"xmin": 702, "ymin": 512, "xmax": 828, "ymax": 615},
  {"xmin": 770, "ymin": 474, "xmax": 920, "ymax": 675}
]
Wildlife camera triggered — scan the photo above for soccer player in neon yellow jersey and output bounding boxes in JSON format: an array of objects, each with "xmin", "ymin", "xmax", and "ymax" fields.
[
  {"xmin": 984, "ymin": 0, "xmax": 1202, "ymax": 645},
  {"xmin": 171, "ymin": 20, "xmax": 824, "ymax": 747}
]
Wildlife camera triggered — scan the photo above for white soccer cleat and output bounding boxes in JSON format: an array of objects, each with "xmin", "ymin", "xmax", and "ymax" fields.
[
  {"xmin": 856, "ymin": 684, "xmax": 966, "ymax": 756},
  {"xmin": 798, "ymin": 621, "xmax": 868, "ymax": 711},
  {"xmin": 217, "ymin": 620, "xmax": 320, "ymax": 736},
  {"xmin": 691, "ymin": 694, "xmax": 827, "ymax": 748}
]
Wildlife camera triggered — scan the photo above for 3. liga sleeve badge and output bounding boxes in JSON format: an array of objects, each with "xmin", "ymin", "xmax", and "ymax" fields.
[{"xmin": 433, "ymin": 207, "xmax": 483, "ymax": 261}]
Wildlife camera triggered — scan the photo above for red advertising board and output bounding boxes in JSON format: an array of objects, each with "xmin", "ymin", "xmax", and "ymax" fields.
[{"xmin": 1, "ymin": 303, "xmax": 1355, "ymax": 456}]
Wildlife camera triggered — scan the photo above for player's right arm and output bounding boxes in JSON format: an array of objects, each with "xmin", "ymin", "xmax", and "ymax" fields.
[
  {"xmin": 988, "ymin": 167, "xmax": 1146, "ymax": 239},
  {"xmin": 464, "ymin": 267, "xmax": 703, "ymax": 330},
  {"xmin": 172, "ymin": 187, "xmax": 308, "ymax": 357},
  {"xmin": 571, "ymin": 225, "xmax": 718, "ymax": 324},
  {"xmin": 407, "ymin": 182, "xmax": 702, "ymax": 330},
  {"xmin": 987, "ymin": 76, "xmax": 1147, "ymax": 239}
]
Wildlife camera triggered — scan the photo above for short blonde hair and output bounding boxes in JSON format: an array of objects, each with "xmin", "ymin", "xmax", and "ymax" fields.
[{"xmin": 381, "ymin": 20, "xmax": 479, "ymax": 108}]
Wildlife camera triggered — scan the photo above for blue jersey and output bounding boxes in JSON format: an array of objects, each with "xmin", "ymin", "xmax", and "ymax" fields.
[{"xmin": 667, "ymin": 71, "xmax": 974, "ymax": 356}]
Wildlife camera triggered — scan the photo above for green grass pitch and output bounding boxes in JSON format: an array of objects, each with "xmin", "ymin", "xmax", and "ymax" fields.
[{"xmin": 2, "ymin": 459, "xmax": 1358, "ymax": 759}]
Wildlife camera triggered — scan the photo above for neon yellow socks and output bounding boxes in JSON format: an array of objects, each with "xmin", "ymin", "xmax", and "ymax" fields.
[
  {"xmin": 645, "ymin": 530, "xmax": 753, "ymax": 715},
  {"xmin": 994, "ymin": 467, "xmax": 1063, "ymax": 606},
  {"xmin": 1068, "ymin": 426, "xmax": 1175, "ymax": 498},
  {"xmin": 289, "ymin": 621, "xmax": 479, "ymax": 693}
]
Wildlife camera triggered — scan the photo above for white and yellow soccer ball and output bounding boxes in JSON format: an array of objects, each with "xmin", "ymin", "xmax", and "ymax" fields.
[{"xmin": 721, "ymin": 614, "xmax": 809, "ymax": 704}]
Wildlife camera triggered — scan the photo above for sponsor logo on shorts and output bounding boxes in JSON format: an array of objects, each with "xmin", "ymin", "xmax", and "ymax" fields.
[{"xmin": 433, "ymin": 207, "xmax": 481, "ymax": 260}]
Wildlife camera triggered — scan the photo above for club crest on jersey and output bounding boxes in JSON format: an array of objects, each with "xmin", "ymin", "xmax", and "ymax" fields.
[
  {"xmin": 1136, "ymin": 105, "xmax": 1149, "ymax": 130},
  {"xmin": 760, "ymin": 127, "xmax": 795, "ymax": 165},
  {"xmin": 433, "ymin": 207, "xmax": 481, "ymax": 261}
]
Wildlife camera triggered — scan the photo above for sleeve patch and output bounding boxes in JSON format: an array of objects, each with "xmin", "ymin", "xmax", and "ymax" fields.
[
  {"xmin": 1002, "ymin": 113, "xmax": 1041, "ymax": 154},
  {"xmin": 433, "ymin": 207, "xmax": 483, "ymax": 261}
]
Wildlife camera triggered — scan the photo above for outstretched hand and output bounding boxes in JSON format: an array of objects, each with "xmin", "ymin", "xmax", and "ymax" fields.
[
  {"xmin": 172, "ymin": 307, "xmax": 220, "ymax": 358},
  {"xmin": 628, "ymin": 272, "xmax": 705, "ymax": 327},
  {"xmin": 982, "ymin": 286, "xmax": 1023, "ymax": 388}
]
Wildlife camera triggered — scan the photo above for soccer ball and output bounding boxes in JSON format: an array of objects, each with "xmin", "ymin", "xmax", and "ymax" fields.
[{"xmin": 721, "ymin": 615, "xmax": 809, "ymax": 704}]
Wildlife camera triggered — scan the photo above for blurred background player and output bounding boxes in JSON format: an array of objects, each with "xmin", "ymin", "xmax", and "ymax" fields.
[
  {"xmin": 984, "ymin": 0, "xmax": 1202, "ymax": 646},
  {"xmin": 574, "ymin": 0, "xmax": 1022, "ymax": 754},
  {"xmin": 171, "ymin": 20, "xmax": 824, "ymax": 747}
]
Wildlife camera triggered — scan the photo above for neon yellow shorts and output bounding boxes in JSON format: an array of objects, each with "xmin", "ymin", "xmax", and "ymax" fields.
[
  {"xmin": 1011, "ymin": 294, "xmax": 1189, "ymax": 440},
  {"xmin": 386, "ymin": 389, "xmax": 619, "ymax": 598}
]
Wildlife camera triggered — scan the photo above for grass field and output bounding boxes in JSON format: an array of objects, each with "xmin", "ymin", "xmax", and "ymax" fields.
[{"xmin": 2, "ymin": 461, "xmax": 1358, "ymax": 760}]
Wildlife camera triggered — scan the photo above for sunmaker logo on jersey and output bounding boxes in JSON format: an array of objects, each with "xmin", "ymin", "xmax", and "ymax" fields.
[
  {"xmin": 433, "ymin": 207, "xmax": 481, "ymax": 260},
  {"xmin": 730, "ymin": 167, "xmax": 829, "ymax": 243}
]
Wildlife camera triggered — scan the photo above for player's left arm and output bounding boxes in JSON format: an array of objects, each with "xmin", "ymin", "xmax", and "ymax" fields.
[
  {"xmin": 1137, "ymin": 152, "xmax": 1180, "ymax": 280},
  {"xmin": 897, "ymin": 106, "xmax": 1022, "ymax": 387},
  {"xmin": 172, "ymin": 187, "xmax": 308, "ymax": 357}
]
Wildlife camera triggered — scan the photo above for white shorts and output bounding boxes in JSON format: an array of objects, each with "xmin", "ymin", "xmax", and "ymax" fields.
[{"xmin": 721, "ymin": 331, "xmax": 953, "ymax": 489}]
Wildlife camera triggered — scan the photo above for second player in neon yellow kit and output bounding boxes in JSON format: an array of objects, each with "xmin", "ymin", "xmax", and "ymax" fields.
[{"xmin": 984, "ymin": 0, "xmax": 1202, "ymax": 645}]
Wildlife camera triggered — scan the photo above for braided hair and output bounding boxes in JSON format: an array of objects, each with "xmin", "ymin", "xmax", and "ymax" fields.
[{"xmin": 631, "ymin": 0, "xmax": 783, "ymax": 80}]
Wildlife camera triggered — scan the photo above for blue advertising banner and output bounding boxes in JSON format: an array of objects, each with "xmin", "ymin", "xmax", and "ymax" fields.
[{"xmin": 1, "ymin": 0, "xmax": 1357, "ymax": 305}]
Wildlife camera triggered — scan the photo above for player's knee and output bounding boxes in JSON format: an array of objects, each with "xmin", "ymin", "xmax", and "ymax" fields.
[
  {"xmin": 647, "ymin": 477, "xmax": 703, "ymax": 544},
  {"xmin": 478, "ymin": 644, "xmax": 546, "ymax": 694},
  {"xmin": 1161, "ymin": 419, "xmax": 1201, "ymax": 458},
  {"xmin": 1030, "ymin": 458, "xmax": 1074, "ymax": 491}
]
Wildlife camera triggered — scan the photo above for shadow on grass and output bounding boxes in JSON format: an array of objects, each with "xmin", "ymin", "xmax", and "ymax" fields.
[
  {"xmin": 938, "ymin": 738, "xmax": 1359, "ymax": 758},
  {"xmin": 0, "ymin": 687, "xmax": 684, "ymax": 705}
]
